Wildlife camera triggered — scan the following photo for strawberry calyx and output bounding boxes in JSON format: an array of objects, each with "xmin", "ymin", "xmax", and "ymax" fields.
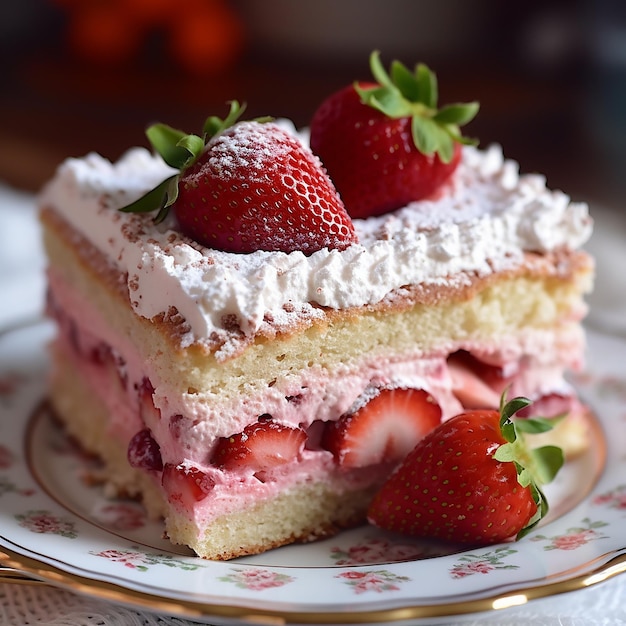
[
  {"xmin": 355, "ymin": 51, "xmax": 479, "ymax": 163},
  {"xmin": 120, "ymin": 100, "xmax": 258, "ymax": 222},
  {"xmin": 493, "ymin": 394, "xmax": 565, "ymax": 538}
]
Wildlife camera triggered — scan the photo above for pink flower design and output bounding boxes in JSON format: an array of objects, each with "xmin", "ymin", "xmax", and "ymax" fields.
[
  {"xmin": 450, "ymin": 560, "xmax": 494, "ymax": 579},
  {"xmin": 93, "ymin": 549, "xmax": 147, "ymax": 570},
  {"xmin": 593, "ymin": 485, "xmax": 626, "ymax": 511},
  {"xmin": 341, "ymin": 571, "xmax": 368, "ymax": 580},
  {"xmin": 16, "ymin": 510, "xmax": 78, "ymax": 538},
  {"xmin": 532, "ymin": 518, "xmax": 609, "ymax": 550},
  {"xmin": 330, "ymin": 537, "xmax": 431, "ymax": 565},
  {"xmin": 96, "ymin": 503, "xmax": 146, "ymax": 530},
  {"xmin": 354, "ymin": 576, "xmax": 395, "ymax": 594},
  {"xmin": 552, "ymin": 530, "xmax": 597, "ymax": 550},
  {"xmin": 237, "ymin": 570, "xmax": 286, "ymax": 591},
  {"xmin": 90, "ymin": 547, "xmax": 206, "ymax": 572},
  {"xmin": 336, "ymin": 570, "xmax": 410, "ymax": 594},
  {"xmin": 593, "ymin": 493, "xmax": 614, "ymax": 506},
  {"xmin": 218, "ymin": 567, "xmax": 294, "ymax": 590},
  {"xmin": 449, "ymin": 548, "xmax": 519, "ymax": 579}
]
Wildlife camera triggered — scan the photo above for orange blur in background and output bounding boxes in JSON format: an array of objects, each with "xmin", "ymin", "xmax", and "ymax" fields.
[{"xmin": 0, "ymin": 0, "xmax": 624, "ymax": 214}]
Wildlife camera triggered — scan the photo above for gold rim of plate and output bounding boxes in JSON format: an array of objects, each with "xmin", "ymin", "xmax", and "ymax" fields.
[{"xmin": 1, "ymin": 546, "xmax": 626, "ymax": 624}]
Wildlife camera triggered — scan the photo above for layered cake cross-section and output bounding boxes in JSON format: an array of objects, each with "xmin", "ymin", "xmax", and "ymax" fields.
[{"xmin": 38, "ymin": 56, "xmax": 594, "ymax": 559}]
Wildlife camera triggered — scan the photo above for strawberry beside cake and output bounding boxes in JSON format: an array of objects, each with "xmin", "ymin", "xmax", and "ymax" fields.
[{"xmin": 39, "ymin": 54, "xmax": 594, "ymax": 559}]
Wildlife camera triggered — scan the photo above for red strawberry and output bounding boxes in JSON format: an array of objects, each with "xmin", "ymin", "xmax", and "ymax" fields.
[
  {"xmin": 447, "ymin": 352, "xmax": 505, "ymax": 410},
  {"xmin": 321, "ymin": 387, "xmax": 442, "ymax": 468},
  {"xmin": 367, "ymin": 395, "xmax": 564, "ymax": 544},
  {"xmin": 310, "ymin": 51, "xmax": 479, "ymax": 218},
  {"xmin": 162, "ymin": 463, "xmax": 215, "ymax": 507},
  {"xmin": 127, "ymin": 428, "xmax": 163, "ymax": 471},
  {"xmin": 121, "ymin": 101, "xmax": 357, "ymax": 255},
  {"xmin": 211, "ymin": 419, "xmax": 306, "ymax": 472}
]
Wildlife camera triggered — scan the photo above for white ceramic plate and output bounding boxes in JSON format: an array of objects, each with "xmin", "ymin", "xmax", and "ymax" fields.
[{"xmin": 1, "ymin": 320, "xmax": 625, "ymax": 625}]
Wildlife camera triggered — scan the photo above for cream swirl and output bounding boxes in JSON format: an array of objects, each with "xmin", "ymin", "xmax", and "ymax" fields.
[{"xmin": 39, "ymin": 133, "xmax": 592, "ymax": 346}]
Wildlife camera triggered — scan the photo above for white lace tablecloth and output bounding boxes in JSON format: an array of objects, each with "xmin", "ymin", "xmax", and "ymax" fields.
[
  {"xmin": 1, "ymin": 182, "xmax": 625, "ymax": 625},
  {"xmin": 2, "ymin": 575, "xmax": 626, "ymax": 626}
]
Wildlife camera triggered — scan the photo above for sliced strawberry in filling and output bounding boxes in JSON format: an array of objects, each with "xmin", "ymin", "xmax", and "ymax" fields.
[
  {"xmin": 447, "ymin": 352, "xmax": 510, "ymax": 409},
  {"xmin": 162, "ymin": 463, "xmax": 215, "ymax": 507},
  {"xmin": 321, "ymin": 387, "xmax": 442, "ymax": 468},
  {"xmin": 127, "ymin": 428, "xmax": 163, "ymax": 471},
  {"xmin": 211, "ymin": 419, "xmax": 307, "ymax": 472}
]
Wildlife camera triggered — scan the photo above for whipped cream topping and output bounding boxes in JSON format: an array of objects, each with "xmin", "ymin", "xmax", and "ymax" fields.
[{"xmin": 39, "ymin": 126, "xmax": 593, "ymax": 349}]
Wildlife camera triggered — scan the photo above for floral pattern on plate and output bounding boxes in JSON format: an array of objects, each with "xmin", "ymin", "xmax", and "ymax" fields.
[
  {"xmin": 15, "ymin": 509, "xmax": 79, "ymax": 539},
  {"xmin": 1, "ymin": 320, "xmax": 626, "ymax": 625},
  {"xmin": 449, "ymin": 547, "xmax": 519, "ymax": 579},
  {"xmin": 90, "ymin": 547, "xmax": 208, "ymax": 572}
]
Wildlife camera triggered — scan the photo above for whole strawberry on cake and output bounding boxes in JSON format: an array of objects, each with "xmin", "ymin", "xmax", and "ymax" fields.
[{"xmin": 39, "ymin": 52, "xmax": 594, "ymax": 559}]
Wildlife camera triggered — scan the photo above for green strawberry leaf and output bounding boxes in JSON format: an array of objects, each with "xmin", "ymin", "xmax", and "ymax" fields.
[
  {"xmin": 176, "ymin": 134, "xmax": 205, "ymax": 160},
  {"xmin": 500, "ymin": 420, "xmax": 517, "ymax": 445},
  {"xmin": 369, "ymin": 49, "xmax": 395, "ymax": 89},
  {"xmin": 416, "ymin": 63, "xmax": 437, "ymax": 108},
  {"xmin": 154, "ymin": 176, "xmax": 182, "ymax": 223},
  {"xmin": 356, "ymin": 50, "xmax": 479, "ymax": 159},
  {"xmin": 492, "ymin": 391, "xmax": 565, "ymax": 540},
  {"xmin": 437, "ymin": 136, "xmax": 455, "ymax": 164},
  {"xmin": 492, "ymin": 441, "xmax": 516, "ymax": 465},
  {"xmin": 146, "ymin": 124, "xmax": 195, "ymax": 170},
  {"xmin": 203, "ymin": 100, "xmax": 246, "ymax": 139},
  {"xmin": 390, "ymin": 60, "xmax": 420, "ymax": 102},
  {"xmin": 377, "ymin": 89, "xmax": 411, "ymax": 117},
  {"xmin": 119, "ymin": 175, "xmax": 177, "ymax": 214},
  {"xmin": 411, "ymin": 116, "xmax": 440, "ymax": 156},
  {"xmin": 434, "ymin": 102, "xmax": 480, "ymax": 126},
  {"xmin": 355, "ymin": 84, "xmax": 410, "ymax": 118},
  {"xmin": 514, "ymin": 413, "xmax": 566, "ymax": 434},
  {"xmin": 530, "ymin": 445, "xmax": 564, "ymax": 484},
  {"xmin": 412, "ymin": 117, "xmax": 456, "ymax": 162},
  {"xmin": 500, "ymin": 395, "xmax": 532, "ymax": 422},
  {"xmin": 119, "ymin": 101, "xmax": 247, "ymax": 219},
  {"xmin": 499, "ymin": 394, "xmax": 526, "ymax": 444},
  {"xmin": 517, "ymin": 484, "xmax": 548, "ymax": 539}
]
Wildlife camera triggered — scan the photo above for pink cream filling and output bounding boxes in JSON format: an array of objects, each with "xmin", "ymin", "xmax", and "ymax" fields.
[{"xmin": 47, "ymin": 270, "xmax": 585, "ymax": 526}]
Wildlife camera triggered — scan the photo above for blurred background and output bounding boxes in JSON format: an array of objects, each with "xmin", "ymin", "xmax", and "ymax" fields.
[{"xmin": 0, "ymin": 0, "xmax": 625, "ymax": 211}]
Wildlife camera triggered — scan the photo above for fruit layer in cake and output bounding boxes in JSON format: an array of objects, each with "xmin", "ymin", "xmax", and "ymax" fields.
[{"xmin": 38, "ymin": 54, "xmax": 593, "ymax": 559}]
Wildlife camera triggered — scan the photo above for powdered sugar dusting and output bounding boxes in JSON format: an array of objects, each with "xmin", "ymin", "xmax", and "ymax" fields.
[
  {"xmin": 39, "ymin": 129, "xmax": 593, "ymax": 353},
  {"xmin": 188, "ymin": 121, "xmax": 299, "ymax": 184},
  {"xmin": 175, "ymin": 120, "xmax": 356, "ymax": 255}
]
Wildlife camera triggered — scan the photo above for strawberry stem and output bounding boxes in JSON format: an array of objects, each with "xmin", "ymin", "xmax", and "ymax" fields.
[
  {"xmin": 119, "ymin": 100, "xmax": 247, "ymax": 218},
  {"xmin": 493, "ymin": 393, "xmax": 565, "ymax": 539},
  {"xmin": 203, "ymin": 100, "xmax": 246, "ymax": 140},
  {"xmin": 355, "ymin": 51, "xmax": 479, "ymax": 163}
]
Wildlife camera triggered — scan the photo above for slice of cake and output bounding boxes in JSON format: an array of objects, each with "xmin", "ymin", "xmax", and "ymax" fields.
[{"xmin": 38, "ymin": 56, "xmax": 593, "ymax": 560}]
